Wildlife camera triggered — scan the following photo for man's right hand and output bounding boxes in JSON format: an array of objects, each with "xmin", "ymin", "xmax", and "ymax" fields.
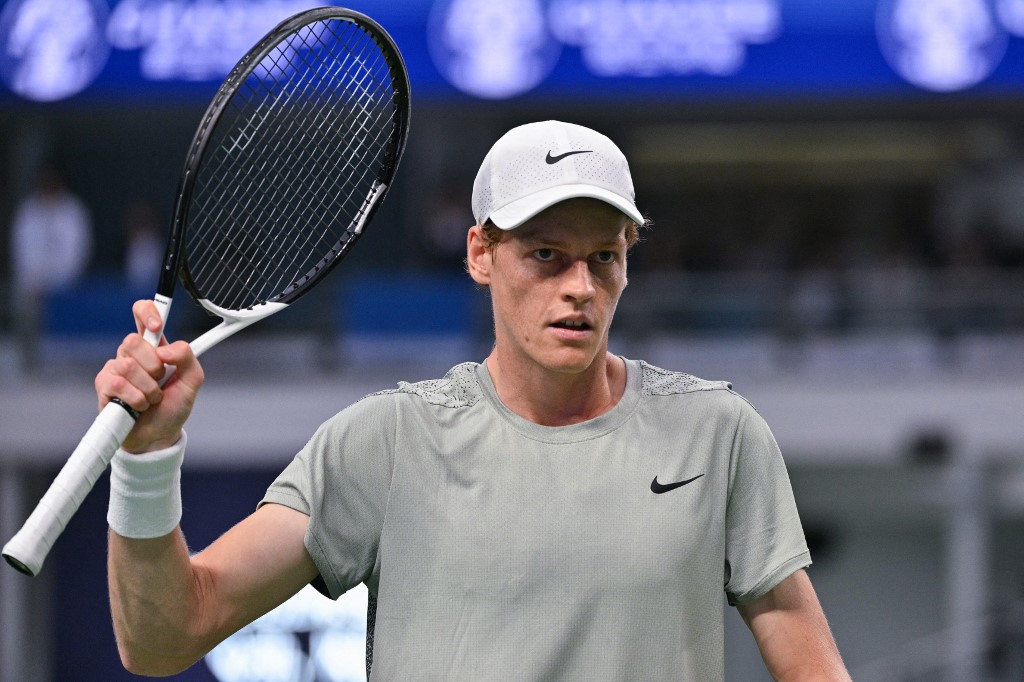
[{"xmin": 95, "ymin": 300, "xmax": 204, "ymax": 453}]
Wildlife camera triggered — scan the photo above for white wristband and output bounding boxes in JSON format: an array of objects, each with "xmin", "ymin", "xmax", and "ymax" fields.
[{"xmin": 107, "ymin": 432, "xmax": 187, "ymax": 539}]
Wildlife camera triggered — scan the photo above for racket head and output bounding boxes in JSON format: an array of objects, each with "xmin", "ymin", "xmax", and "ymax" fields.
[{"xmin": 167, "ymin": 7, "xmax": 410, "ymax": 313}]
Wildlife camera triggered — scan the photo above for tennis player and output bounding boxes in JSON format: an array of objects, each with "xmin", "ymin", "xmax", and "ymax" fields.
[{"xmin": 98, "ymin": 120, "xmax": 850, "ymax": 680}]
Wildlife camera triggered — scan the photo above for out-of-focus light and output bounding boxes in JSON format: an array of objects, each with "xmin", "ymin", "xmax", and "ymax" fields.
[
  {"xmin": 548, "ymin": 0, "xmax": 781, "ymax": 77},
  {"xmin": 0, "ymin": 0, "xmax": 110, "ymax": 101},
  {"xmin": 997, "ymin": 0, "xmax": 1024, "ymax": 36},
  {"xmin": 877, "ymin": 0, "xmax": 1008, "ymax": 92},
  {"xmin": 427, "ymin": 0, "xmax": 782, "ymax": 98},
  {"xmin": 205, "ymin": 631, "xmax": 314, "ymax": 682},
  {"xmin": 4, "ymin": 0, "xmax": 1024, "ymax": 104},
  {"xmin": 106, "ymin": 0, "xmax": 320, "ymax": 81},
  {"xmin": 204, "ymin": 584, "xmax": 369, "ymax": 682},
  {"xmin": 311, "ymin": 630, "xmax": 369, "ymax": 682},
  {"xmin": 428, "ymin": 0, "xmax": 560, "ymax": 99}
]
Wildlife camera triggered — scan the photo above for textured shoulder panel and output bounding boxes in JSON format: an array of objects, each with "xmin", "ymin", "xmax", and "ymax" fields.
[
  {"xmin": 367, "ymin": 362, "xmax": 484, "ymax": 409},
  {"xmin": 639, "ymin": 360, "xmax": 732, "ymax": 396}
]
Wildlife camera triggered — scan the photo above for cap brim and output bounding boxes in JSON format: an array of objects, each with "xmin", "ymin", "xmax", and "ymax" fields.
[{"xmin": 487, "ymin": 184, "xmax": 644, "ymax": 230}]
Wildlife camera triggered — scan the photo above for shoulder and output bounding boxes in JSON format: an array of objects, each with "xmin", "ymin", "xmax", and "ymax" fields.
[
  {"xmin": 360, "ymin": 362, "xmax": 484, "ymax": 410},
  {"xmin": 307, "ymin": 363, "xmax": 485, "ymax": 448},
  {"xmin": 632, "ymin": 359, "xmax": 766, "ymax": 422},
  {"xmin": 635, "ymin": 359, "xmax": 732, "ymax": 397}
]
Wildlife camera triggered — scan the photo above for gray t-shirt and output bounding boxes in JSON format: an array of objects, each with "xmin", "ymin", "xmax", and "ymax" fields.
[{"xmin": 261, "ymin": 358, "xmax": 810, "ymax": 681}]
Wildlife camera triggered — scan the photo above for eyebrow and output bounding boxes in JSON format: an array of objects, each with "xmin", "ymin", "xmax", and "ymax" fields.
[{"xmin": 515, "ymin": 230, "xmax": 626, "ymax": 250}]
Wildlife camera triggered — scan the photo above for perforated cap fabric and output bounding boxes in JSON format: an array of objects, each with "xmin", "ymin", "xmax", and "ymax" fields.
[{"xmin": 472, "ymin": 120, "xmax": 644, "ymax": 230}]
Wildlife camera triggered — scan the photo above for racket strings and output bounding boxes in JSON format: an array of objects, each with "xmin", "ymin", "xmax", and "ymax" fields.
[
  {"xmin": 185, "ymin": 17, "xmax": 401, "ymax": 311},
  {"xmin": 198, "ymin": 52, "xmax": 389, "ymax": 304}
]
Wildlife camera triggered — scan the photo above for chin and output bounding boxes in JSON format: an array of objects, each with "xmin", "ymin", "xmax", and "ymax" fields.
[{"xmin": 539, "ymin": 348, "xmax": 602, "ymax": 375}]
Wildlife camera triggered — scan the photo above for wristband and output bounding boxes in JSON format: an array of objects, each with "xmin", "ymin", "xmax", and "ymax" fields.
[{"xmin": 107, "ymin": 432, "xmax": 187, "ymax": 539}]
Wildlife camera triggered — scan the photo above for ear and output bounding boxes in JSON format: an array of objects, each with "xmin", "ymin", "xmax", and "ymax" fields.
[{"xmin": 466, "ymin": 225, "xmax": 492, "ymax": 286}]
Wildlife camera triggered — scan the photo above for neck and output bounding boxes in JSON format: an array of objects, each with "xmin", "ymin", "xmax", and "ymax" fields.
[{"xmin": 484, "ymin": 350, "xmax": 627, "ymax": 427}]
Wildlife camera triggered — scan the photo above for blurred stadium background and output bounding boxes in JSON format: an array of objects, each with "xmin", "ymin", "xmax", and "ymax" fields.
[{"xmin": 1, "ymin": 1, "xmax": 1024, "ymax": 680}]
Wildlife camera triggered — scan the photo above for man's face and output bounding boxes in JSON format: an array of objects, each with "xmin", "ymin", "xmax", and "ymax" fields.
[{"xmin": 468, "ymin": 198, "xmax": 630, "ymax": 377}]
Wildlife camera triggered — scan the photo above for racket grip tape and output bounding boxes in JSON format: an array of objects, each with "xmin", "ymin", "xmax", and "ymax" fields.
[{"xmin": 2, "ymin": 401, "xmax": 137, "ymax": 576}]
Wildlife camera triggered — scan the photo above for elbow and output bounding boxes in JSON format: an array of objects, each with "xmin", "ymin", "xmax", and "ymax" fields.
[
  {"xmin": 116, "ymin": 635, "xmax": 206, "ymax": 677},
  {"xmin": 119, "ymin": 656, "xmax": 176, "ymax": 678},
  {"xmin": 118, "ymin": 650, "xmax": 201, "ymax": 677},
  {"xmin": 110, "ymin": 565, "xmax": 221, "ymax": 676}
]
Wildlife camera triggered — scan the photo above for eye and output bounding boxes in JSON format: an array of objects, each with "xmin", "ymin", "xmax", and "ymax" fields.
[
  {"xmin": 534, "ymin": 248, "xmax": 557, "ymax": 262},
  {"xmin": 593, "ymin": 251, "xmax": 616, "ymax": 264}
]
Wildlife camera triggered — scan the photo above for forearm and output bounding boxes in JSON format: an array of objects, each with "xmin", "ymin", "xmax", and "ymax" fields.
[
  {"xmin": 108, "ymin": 528, "xmax": 214, "ymax": 675},
  {"xmin": 739, "ymin": 570, "xmax": 851, "ymax": 682},
  {"xmin": 753, "ymin": 617, "xmax": 850, "ymax": 682},
  {"xmin": 108, "ymin": 503, "xmax": 319, "ymax": 676},
  {"xmin": 104, "ymin": 432, "xmax": 214, "ymax": 675}
]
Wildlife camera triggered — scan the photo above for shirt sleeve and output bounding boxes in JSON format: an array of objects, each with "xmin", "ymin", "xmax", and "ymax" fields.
[
  {"xmin": 260, "ymin": 394, "xmax": 397, "ymax": 599},
  {"xmin": 723, "ymin": 394, "xmax": 811, "ymax": 605}
]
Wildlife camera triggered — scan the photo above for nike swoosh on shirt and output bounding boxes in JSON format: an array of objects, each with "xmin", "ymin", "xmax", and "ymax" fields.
[
  {"xmin": 545, "ymin": 149, "xmax": 593, "ymax": 164},
  {"xmin": 650, "ymin": 474, "xmax": 704, "ymax": 494}
]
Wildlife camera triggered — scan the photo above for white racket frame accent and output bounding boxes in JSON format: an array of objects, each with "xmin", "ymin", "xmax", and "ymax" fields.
[{"xmin": 190, "ymin": 300, "xmax": 290, "ymax": 358}]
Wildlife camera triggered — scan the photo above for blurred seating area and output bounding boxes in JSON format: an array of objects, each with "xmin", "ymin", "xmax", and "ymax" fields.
[
  {"xmin": 3, "ymin": 266, "xmax": 1022, "ymax": 384},
  {"xmin": 6, "ymin": 108, "xmax": 1024, "ymax": 382}
]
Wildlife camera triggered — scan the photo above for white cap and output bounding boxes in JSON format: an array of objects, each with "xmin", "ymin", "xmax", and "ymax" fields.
[{"xmin": 472, "ymin": 120, "xmax": 644, "ymax": 230}]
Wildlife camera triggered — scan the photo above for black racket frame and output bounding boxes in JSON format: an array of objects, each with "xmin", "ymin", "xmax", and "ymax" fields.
[{"xmin": 156, "ymin": 7, "xmax": 411, "ymax": 309}]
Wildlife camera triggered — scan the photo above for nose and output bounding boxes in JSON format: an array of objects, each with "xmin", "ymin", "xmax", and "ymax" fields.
[{"xmin": 562, "ymin": 260, "xmax": 596, "ymax": 303}]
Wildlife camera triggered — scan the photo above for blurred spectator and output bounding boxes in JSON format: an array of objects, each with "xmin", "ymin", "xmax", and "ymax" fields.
[
  {"xmin": 934, "ymin": 126, "xmax": 1024, "ymax": 270},
  {"xmin": 9, "ymin": 164, "xmax": 93, "ymax": 371},
  {"xmin": 419, "ymin": 182, "xmax": 472, "ymax": 269},
  {"xmin": 122, "ymin": 198, "xmax": 163, "ymax": 289}
]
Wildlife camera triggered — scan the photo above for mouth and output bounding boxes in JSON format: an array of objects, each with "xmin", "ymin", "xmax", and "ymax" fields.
[{"xmin": 550, "ymin": 319, "xmax": 592, "ymax": 332}]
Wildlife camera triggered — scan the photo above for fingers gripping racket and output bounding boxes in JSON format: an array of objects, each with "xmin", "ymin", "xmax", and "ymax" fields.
[{"xmin": 3, "ymin": 7, "xmax": 410, "ymax": 576}]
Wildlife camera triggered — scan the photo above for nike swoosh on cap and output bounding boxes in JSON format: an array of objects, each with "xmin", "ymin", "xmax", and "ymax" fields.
[
  {"xmin": 545, "ymin": 149, "xmax": 593, "ymax": 164},
  {"xmin": 650, "ymin": 474, "xmax": 704, "ymax": 494}
]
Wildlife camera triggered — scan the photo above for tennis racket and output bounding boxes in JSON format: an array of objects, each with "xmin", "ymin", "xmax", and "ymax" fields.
[{"xmin": 3, "ymin": 6, "xmax": 410, "ymax": 576}]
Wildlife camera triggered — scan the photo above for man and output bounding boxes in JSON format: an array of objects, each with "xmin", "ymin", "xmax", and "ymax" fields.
[
  {"xmin": 99, "ymin": 121, "xmax": 850, "ymax": 680},
  {"xmin": 11, "ymin": 164, "xmax": 93, "ymax": 370}
]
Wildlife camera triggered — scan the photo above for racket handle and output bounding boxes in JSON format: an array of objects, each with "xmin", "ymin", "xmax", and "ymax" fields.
[
  {"xmin": 143, "ymin": 293, "xmax": 172, "ymax": 347},
  {"xmin": 2, "ymin": 401, "xmax": 137, "ymax": 576}
]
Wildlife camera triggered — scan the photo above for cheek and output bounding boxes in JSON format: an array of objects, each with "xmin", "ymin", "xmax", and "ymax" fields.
[
  {"xmin": 491, "ymin": 276, "xmax": 551, "ymax": 337},
  {"xmin": 598, "ymin": 268, "xmax": 628, "ymax": 299},
  {"xmin": 492, "ymin": 259, "xmax": 541, "ymax": 299}
]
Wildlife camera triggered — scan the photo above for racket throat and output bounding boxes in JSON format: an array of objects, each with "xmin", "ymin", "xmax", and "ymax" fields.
[{"xmin": 189, "ymin": 301, "xmax": 289, "ymax": 358}]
